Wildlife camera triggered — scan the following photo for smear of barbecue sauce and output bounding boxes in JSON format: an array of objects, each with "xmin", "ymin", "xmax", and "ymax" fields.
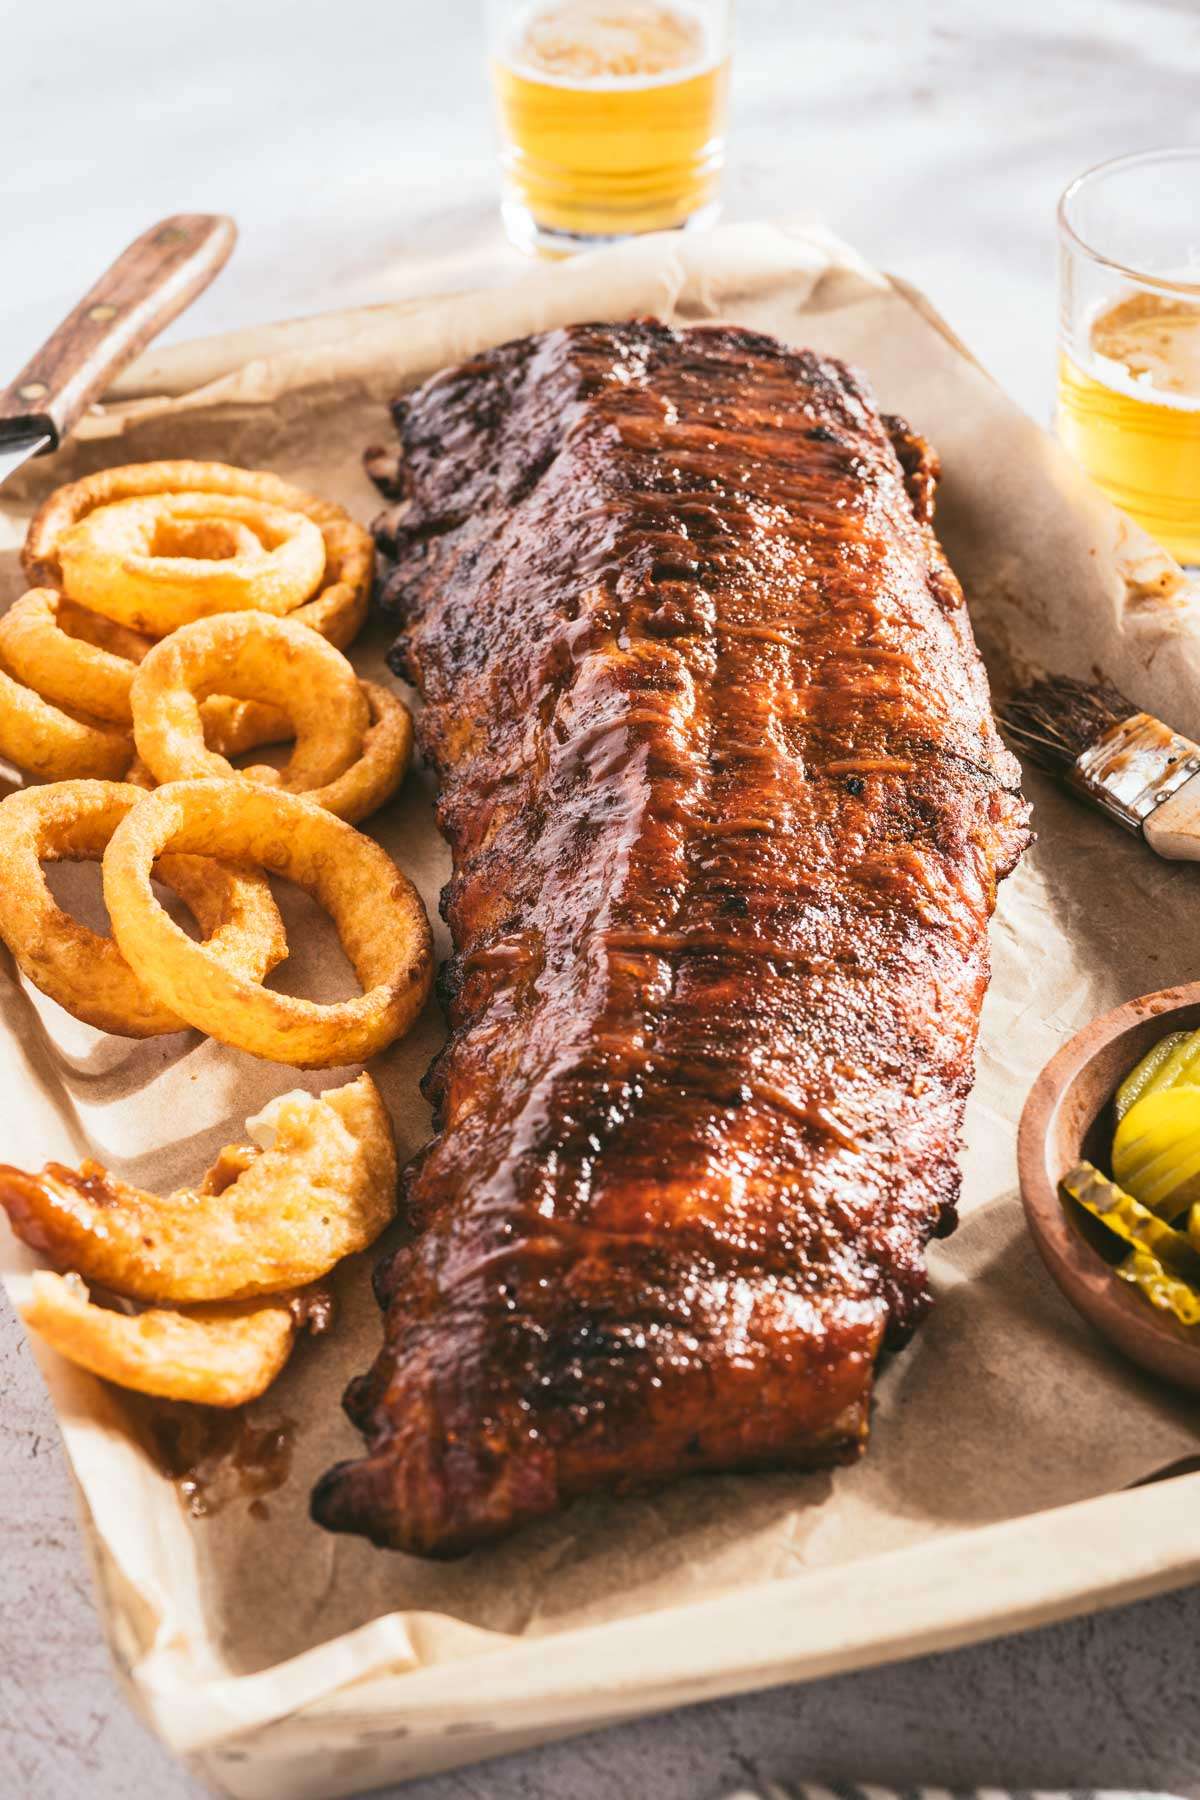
[
  {"xmin": 133, "ymin": 1288, "xmax": 333, "ymax": 1520},
  {"xmin": 142, "ymin": 1403, "xmax": 297, "ymax": 1520}
]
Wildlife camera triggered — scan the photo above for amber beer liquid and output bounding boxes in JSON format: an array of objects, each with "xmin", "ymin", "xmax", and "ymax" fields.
[
  {"xmin": 1058, "ymin": 290, "xmax": 1200, "ymax": 567},
  {"xmin": 491, "ymin": 1, "xmax": 731, "ymax": 250}
]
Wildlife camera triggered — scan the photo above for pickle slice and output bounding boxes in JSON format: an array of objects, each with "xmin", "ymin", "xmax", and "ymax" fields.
[
  {"xmin": 1114, "ymin": 1031, "xmax": 1193, "ymax": 1121},
  {"xmin": 1118, "ymin": 1247, "xmax": 1200, "ymax": 1327},
  {"xmin": 1062, "ymin": 1163, "xmax": 1200, "ymax": 1326},
  {"xmin": 1111, "ymin": 1087, "xmax": 1200, "ymax": 1219},
  {"xmin": 1115, "ymin": 1028, "xmax": 1200, "ymax": 1122},
  {"xmin": 1060, "ymin": 1161, "xmax": 1200, "ymax": 1281}
]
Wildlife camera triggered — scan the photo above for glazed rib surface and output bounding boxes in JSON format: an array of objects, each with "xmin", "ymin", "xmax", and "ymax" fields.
[{"xmin": 312, "ymin": 321, "xmax": 1029, "ymax": 1556}]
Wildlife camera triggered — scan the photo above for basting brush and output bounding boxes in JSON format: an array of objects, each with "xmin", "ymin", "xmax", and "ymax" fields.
[{"xmin": 1000, "ymin": 674, "xmax": 1200, "ymax": 859}]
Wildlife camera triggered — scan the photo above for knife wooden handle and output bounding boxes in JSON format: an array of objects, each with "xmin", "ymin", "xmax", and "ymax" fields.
[{"xmin": 0, "ymin": 214, "xmax": 237, "ymax": 449}]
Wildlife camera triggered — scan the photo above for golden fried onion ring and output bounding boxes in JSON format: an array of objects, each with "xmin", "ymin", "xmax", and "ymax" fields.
[
  {"xmin": 20, "ymin": 1271, "xmax": 297, "ymax": 1407},
  {"xmin": 130, "ymin": 612, "xmax": 370, "ymax": 793},
  {"xmin": 290, "ymin": 563, "xmax": 369, "ymax": 651},
  {"xmin": 202, "ymin": 693, "xmax": 294, "ymax": 757},
  {"xmin": 0, "ymin": 588, "xmax": 141, "ymax": 724},
  {"xmin": 56, "ymin": 492, "xmax": 327, "ymax": 634},
  {"xmin": 126, "ymin": 692, "xmax": 296, "ymax": 789},
  {"xmin": 301, "ymin": 681, "xmax": 413, "ymax": 823},
  {"xmin": 123, "ymin": 756, "xmax": 158, "ymax": 793},
  {"xmin": 24, "ymin": 459, "xmax": 374, "ymax": 652},
  {"xmin": 0, "ymin": 590, "xmax": 294, "ymax": 763},
  {"xmin": 0, "ymin": 780, "xmax": 287, "ymax": 1036},
  {"xmin": 126, "ymin": 680, "xmax": 410, "ymax": 822},
  {"xmin": 0, "ymin": 1075, "xmax": 397, "ymax": 1301},
  {"xmin": 0, "ymin": 658, "xmax": 132, "ymax": 782},
  {"xmin": 104, "ymin": 780, "xmax": 432, "ymax": 1067},
  {"xmin": 56, "ymin": 596, "xmax": 153, "ymax": 663}
]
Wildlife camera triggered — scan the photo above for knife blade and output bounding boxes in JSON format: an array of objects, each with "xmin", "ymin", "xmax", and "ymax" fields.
[
  {"xmin": 0, "ymin": 214, "xmax": 236, "ymax": 492},
  {"xmin": 0, "ymin": 426, "xmax": 53, "ymax": 492}
]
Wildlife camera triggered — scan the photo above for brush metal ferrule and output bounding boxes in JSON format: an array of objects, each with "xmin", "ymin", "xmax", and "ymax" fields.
[{"xmin": 1072, "ymin": 712, "xmax": 1200, "ymax": 834}]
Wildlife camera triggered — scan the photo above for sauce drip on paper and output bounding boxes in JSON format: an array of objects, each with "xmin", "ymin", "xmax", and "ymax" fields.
[
  {"xmin": 139, "ymin": 1401, "xmax": 297, "ymax": 1519},
  {"xmin": 133, "ymin": 1289, "xmax": 332, "ymax": 1517}
]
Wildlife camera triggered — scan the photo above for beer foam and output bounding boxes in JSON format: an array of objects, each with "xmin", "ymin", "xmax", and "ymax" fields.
[
  {"xmin": 1083, "ymin": 287, "xmax": 1200, "ymax": 413},
  {"xmin": 506, "ymin": 1, "xmax": 714, "ymax": 87}
]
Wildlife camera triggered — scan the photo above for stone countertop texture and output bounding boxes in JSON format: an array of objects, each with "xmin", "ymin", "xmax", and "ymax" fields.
[{"xmin": 3, "ymin": 0, "xmax": 1199, "ymax": 1794}]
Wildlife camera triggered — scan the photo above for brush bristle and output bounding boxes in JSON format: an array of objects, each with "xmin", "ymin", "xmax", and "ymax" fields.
[{"xmin": 999, "ymin": 676, "xmax": 1139, "ymax": 773}]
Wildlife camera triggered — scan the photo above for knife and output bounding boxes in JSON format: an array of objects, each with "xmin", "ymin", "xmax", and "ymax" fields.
[{"xmin": 0, "ymin": 214, "xmax": 237, "ymax": 491}]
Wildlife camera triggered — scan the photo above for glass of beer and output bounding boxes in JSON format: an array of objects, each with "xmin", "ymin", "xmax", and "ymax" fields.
[
  {"xmin": 1057, "ymin": 148, "xmax": 1200, "ymax": 568},
  {"xmin": 487, "ymin": 0, "xmax": 733, "ymax": 255}
]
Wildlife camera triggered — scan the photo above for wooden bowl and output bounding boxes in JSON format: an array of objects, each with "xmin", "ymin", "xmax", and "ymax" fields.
[{"xmin": 1018, "ymin": 982, "xmax": 1200, "ymax": 1393}]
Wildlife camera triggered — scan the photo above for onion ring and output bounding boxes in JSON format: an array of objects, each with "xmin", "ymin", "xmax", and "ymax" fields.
[
  {"xmin": 20, "ymin": 1271, "xmax": 297, "ymax": 1407},
  {"xmin": 0, "ymin": 659, "xmax": 132, "ymax": 782},
  {"xmin": 0, "ymin": 1075, "xmax": 396, "ymax": 1301},
  {"xmin": 56, "ymin": 492, "xmax": 327, "ymax": 634},
  {"xmin": 289, "ymin": 548, "xmax": 370, "ymax": 650},
  {"xmin": 103, "ymin": 780, "xmax": 433, "ymax": 1067},
  {"xmin": 130, "ymin": 612, "xmax": 369, "ymax": 792},
  {"xmin": 24, "ymin": 459, "xmax": 374, "ymax": 652},
  {"xmin": 127, "ymin": 681, "xmax": 409, "ymax": 821},
  {"xmin": 0, "ymin": 591, "xmax": 293, "ymax": 760},
  {"xmin": 126, "ymin": 695, "xmax": 296, "ymax": 790},
  {"xmin": 124, "ymin": 757, "xmax": 157, "ymax": 793},
  {"xmin": 201, "ymin": 694, "xmax": 294, "ymax": 758},
  {"xmin": 0, "ymin": 588, "xmax": 140, "ymax": 724},
  {"xmin": 56, "ymin": 596, "xmax": 153, "ymax": 664},
  {"xmin": 0, "ymin": 780, "xmax": 287, "ymax": 1037},
  {"xmin": 302, "ymin": 681, "xmax": 413, "ymax": 823}
]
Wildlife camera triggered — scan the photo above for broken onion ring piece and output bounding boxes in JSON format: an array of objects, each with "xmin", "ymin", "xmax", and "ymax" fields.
[
  {"xmin": 201, "ymin": 693, "xmax": 295, "ymax": 759},
  {"xmin": 124, "ymin": 695, "xmax": 296, "ymax": 791},
  {"xmin": 0, "ymin": 1074, "xmax": 398, "ymax": 1301},
  {"xmin": 20, "ymin": 1272, "xmax": 297, "ymax": 1407}
]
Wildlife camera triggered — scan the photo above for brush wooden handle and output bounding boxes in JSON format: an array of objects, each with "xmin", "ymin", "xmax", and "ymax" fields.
[
  {"xmin": 0, "ymin": 215, "xmax": 236, "ymax": 451},
  {"xmin": 1143, "ymin": 772, "xmax": 1200, "ymax": 860}
]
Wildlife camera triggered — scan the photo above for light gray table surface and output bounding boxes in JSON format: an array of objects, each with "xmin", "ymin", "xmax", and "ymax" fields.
[{"xmin": 3, "ymin": 1, "xmax": 1200, "ymax": 1795}]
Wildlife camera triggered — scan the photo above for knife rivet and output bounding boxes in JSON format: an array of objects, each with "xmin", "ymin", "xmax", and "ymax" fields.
[
  {"xmin": 17, "ymin": 382, "xmax": 48, "ymax": 401},
  {"xmin": 88, "ymin": 304, "xmax": 118, "ymax": 322}
]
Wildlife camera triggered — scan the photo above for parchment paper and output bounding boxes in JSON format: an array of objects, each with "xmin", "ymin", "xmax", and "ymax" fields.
[{"xmin": 1, "ymin": 221, "xmax": 1198, "ymax": 1799}]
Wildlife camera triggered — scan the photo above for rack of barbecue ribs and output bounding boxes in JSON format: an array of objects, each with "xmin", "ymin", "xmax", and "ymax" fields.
[{"xmin": 311, "ymin": 321, "xmax": 1030, "ymax": 1558}]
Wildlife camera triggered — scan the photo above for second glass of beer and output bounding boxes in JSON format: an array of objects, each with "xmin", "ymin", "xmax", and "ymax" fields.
[
  {"xmin": 1057, "ymin": 148, "xmax": 1200, "ymax": 568},
  {"xmin": 487, "ymin": 0, "xmax": 733, "ymax": 254}
]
